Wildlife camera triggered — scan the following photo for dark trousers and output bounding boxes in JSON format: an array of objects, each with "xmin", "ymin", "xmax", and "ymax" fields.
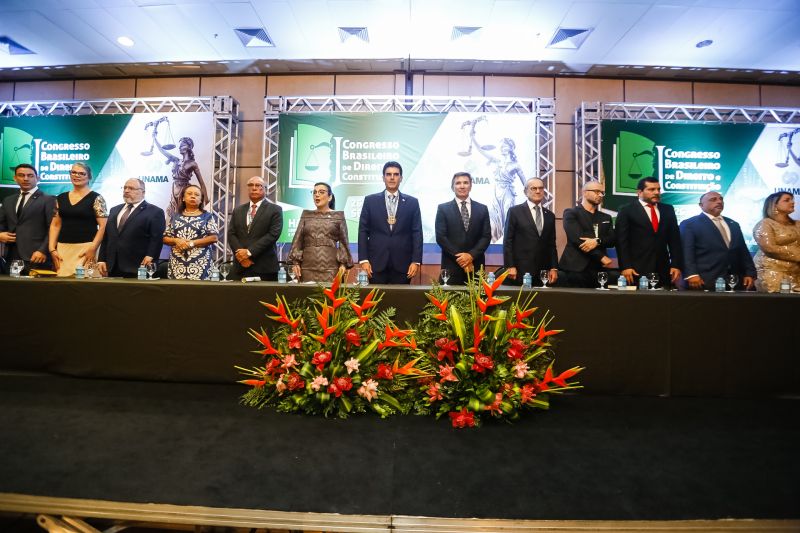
[{"xmin": 371, "ymin": 268, "xmax": 411, "ymax": 284}]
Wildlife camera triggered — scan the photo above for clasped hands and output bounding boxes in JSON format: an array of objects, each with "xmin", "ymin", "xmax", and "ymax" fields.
[{"xmin": 234, "ymin": 248, "xmax": 254, "ymax": 268}]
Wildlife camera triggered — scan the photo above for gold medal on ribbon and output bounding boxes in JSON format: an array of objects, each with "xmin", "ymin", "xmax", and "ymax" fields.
[{"xmin": 387, "ymin": 215, "xmax": 396, "ymax": 225}]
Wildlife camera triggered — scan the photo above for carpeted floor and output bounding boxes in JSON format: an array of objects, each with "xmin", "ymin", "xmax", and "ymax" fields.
[{"xmin": 0, "ymin": 373, "xmax": 797, "ymax": 521}]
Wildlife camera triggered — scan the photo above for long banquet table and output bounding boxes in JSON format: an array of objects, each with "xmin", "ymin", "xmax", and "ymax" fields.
[{"xmin": 1, "ymin": 276, "xmax": 798, "ymax": 397}]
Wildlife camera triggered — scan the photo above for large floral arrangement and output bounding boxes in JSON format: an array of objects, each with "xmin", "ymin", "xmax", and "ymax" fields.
[
  {"xmin": 412, "ymin": 271, "xmax": 584, "ymax": 427},
  {"xmin": 237, "ymin": 273, "xmax": 429, "ymax": 418}
]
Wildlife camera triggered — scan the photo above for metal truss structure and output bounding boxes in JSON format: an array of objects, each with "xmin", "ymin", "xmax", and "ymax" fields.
[
  {"xmin": 0, "ymin": 96, "xmax": 239, "ymax": 260},
  {"xmin": 263, "ymin": 95, "xmax": 556, "ymax": 206},
  {"xmin": 574, "ymin": 101, "xmax": 800, "ymax": 204}
]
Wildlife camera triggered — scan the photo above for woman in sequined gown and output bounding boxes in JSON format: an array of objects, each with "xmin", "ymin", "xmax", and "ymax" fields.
[
  {"xmin": 752, "ymin": 191, "xmax": 800, "ymax": 292},
  {"xmin": 163, "ymin": 184, "xmax": 218, "ymax": 280},
  {"xmin": 288, "ymin": 182, "xmax": 353, "ymax": 283}
]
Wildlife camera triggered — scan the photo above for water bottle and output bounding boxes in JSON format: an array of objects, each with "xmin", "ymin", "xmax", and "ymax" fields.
[
  {"xmin": 277, "ymin": 266, "xmax": 287, "ymax": 284},
  {"xmin": 357, "ymin": 268, "xmax": 368, "ymax": 287},
  {"xmin": 522, "ymin": 272, "xmax": 532, "ymax": 289},
  {"xmin": 75, "ymin": 264, "xmax": 85, "ymax": 279},
  {"xmin": 210, "ymin": 264, "xmax": 220, "ymax": 282},
  {"xmin": 137, "ymin": 265, "xmax": 147, "ymax": 280},
  {"xmin": 638, "ymin": 276, "xmax": 648, "ymax": 290},
  {"xmin": 780, "ymin": 278, "xmax": 792, "ymax": 294},
  {"xmin": 486, "ymin": 271, "xmax": 496, "ymax": 285},
  {"xmin": 617, "ymin": 275, "xmax": 627, "ymax": 289},
  {"xmin": 715, "ymin": 277, "xmax": 725, "ymax": 292}
]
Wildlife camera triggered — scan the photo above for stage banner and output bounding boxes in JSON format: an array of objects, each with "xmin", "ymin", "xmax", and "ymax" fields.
[
  {"xmin": 601, "ymin": 120, "xmax": 800, "ymax": 248},
  {"xmin": 278, "ymin": 112, "xmax": 538, "ymax": 245},
  {"xmin": 0, "ymin": 113, "xmax": 215, "ymax": 219}
]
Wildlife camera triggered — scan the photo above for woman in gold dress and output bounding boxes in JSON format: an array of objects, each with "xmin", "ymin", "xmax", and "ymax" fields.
[
  {"xmin": 752, "ymin": 191, "xmax": 800, "ymax": 292},
  {"xmin": 288, "ymin": 182, "xmax": 353, "ymax": 283}
]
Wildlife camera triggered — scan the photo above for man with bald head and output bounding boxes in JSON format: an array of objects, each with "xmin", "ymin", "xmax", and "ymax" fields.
[
  {"xmin": 98, "ymin": 178, "xmax": 166, "ymax": 277},
  {"xmin": 228, "ymin": 176, "xmax": 283, "ymax": 281},
  {"xmin": 679, "ymin": 190, "xmax": 755, "ymax": 290}
]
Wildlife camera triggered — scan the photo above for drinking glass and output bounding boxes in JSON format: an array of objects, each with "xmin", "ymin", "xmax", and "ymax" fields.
[
  {"xmin": 10, "ymin": 259, "xmax": 24, "ymax": 277},
  {"xmin": 288, "ymin": 263, "xmax": 298, "ymax": 283},
  {"xmin": 441, "ymin": 269, "xmax": 450, "ymax": 287},
  {"xmin": 648, "ymin": 272, "xmax": 660, "ymax": 290},
  {"xmin": 726, "ymin": 273, "xmax": 739, "ymax": 292},
  {"xmin": 539, "ymin": 269, "xmax": 549, "ymax": 288},
  {"xmin": 219, "ymin": 262, "xmax": 231, "ymax": 282},
  {"xmin": 145, "ymin": 262, "xmax": 156, "ymax": 280},
  {"xmin": 85, "ymin": 260, "xmax": 96, "ymax": 279},
  {"xmin": 597, "ymin": 271, "xmax": 608, "ymax": 290}
]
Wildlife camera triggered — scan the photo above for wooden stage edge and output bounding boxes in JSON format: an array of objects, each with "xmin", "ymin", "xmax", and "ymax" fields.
[{"xmin": 1, "ymin": 493, "xmax": 798, "ymax": 533}]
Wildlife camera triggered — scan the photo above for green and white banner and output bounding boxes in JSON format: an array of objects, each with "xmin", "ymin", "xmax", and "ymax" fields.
[
  {"xmin": 278, "ymin": 112, "xmax": 538, "ymax": 245},
  {"xmin": 601, "ymin": 120, "xmax": 800, "ymax": 248},
  {"xmin": 1, "ymin": 113, "xmax": 215, "ymax": 219}
]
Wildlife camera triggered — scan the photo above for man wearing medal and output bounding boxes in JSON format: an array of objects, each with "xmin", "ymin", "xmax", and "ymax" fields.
[{"xmin": 358, "ymin": 161, "xmax": 423, "ymax": 284}]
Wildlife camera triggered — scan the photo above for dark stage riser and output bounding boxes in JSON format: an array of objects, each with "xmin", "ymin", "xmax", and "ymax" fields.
[{"xmin": 1, "ymin": 277, "xmax": 798, "ymax": 397}]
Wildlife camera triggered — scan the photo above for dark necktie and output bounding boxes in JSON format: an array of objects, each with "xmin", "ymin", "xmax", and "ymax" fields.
[
  {"xmin": 16, "ymin": 192, "xmax": 28, "ymax": 220},
  {"xmin": 534, "ymin": 205, "xmax": 543, "ymax": 234},
  {"xmin": 248, "ymin": 203, "xmax": 258, "ymax": 231},
  {"xmin": 118, "ymin": 203, "xmax": 133, "ymax": 230},
  {"xmin": 460, "ymin": 200, "xmax": 469, "ymax": 231}
]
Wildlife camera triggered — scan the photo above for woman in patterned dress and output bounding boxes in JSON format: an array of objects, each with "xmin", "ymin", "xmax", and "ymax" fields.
[
  {"xmin": 288, "ymin": 182, "xmax": 353, "ymax": 283},
  {"xmin": 753, "ymin": 190, "xmax": 800, "ymax": 292},
  {"xmin": 48, "ymin": 162, "xmax": 108, "ymax": 277},
  {"xmin": 163, "ymin": 184, "xmax": 218, "ymax": 280}
]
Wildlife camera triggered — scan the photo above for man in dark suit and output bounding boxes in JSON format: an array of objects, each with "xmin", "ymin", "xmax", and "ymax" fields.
[
  {"xmin": 616, "ymin": 177, "xmax": 683, "ymax": 288},
  {"xmin": 228, "ymin": 176, "xmax": 283, "ymax": 281},
  {"xmin": 98, "ymin": 178, "xmax": 166, "ymax": 278},
  {"xmin": 0, "ymin": 164, "xmax": 56, "ymax": 275},
  {"xmin": 358, "ymin": 161, "xmax": 422, "ymax": 284},
  {"xmin": 503, "ymin": 177, "xmax": 558, "ymax": 286},
  {"xmin": 680, "ymin": 191, "xmax": 756, "ymax": 290},
  {"xmin": 558, "ymin": 180, "xmax": 617, "ymax": 288},
  {"xmin": 435, "ymin": 172, "xmax": 491, "ymax": 285}
]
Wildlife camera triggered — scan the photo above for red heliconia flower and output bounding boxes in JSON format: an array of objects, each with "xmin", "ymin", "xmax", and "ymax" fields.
[
  {"xmin": 287, "ymin": 332, "xmax": 302, "ymax": 350},
  {"xmin": 239, "ymin": 379, "xmax": 266, "ymax": 388},
  {"xmin": 473, "ymin": 322, "xmax": 486, "ymax": 351},
  {"xmin": 344, "ymin": 328, "xmax": 361, "ymax": 347},
  {"xmin": 507, "ymin": 338, "xmax": 526, "ymax": 360},
  {"xmin": 375, "ymin": 363, "xmax": 394, "ymax": 380},
  {"xmin": 551, "ymin": 366, "xmax": 583, "ymax": 387},
  {"xmin": 426, "ymin": 382, "xmax": 443, "ymax": 403},
  {"xmin": 426, "ymin": 293, "xmax": 449, "ymax": 320},
  {"xmin": 311, "ymin": 350, "xmax": 332, "ymax": 371},
  {"xmin": 285, "ymin": 372, "xmax": 305, "ymax": 391},
  {"xmin": 435, "ymin": 337, "xmax": 458, "ymax": 365},
  {"xmin": 249, "ymin": 328, "xmax": 280, "ymax": 357},
  {"xmin": 323, "ymin": 274, "xmax": 347, "ymax": 309},
  {"xmin": 261, "ymin": 298, "xmax": 301, "ymax": 329},
  {"xmin": 501, "ymin": 382, "xmax": 515, "ymax": 397},
  {"xmin": 449, "ymin": 408, "xmax": 476, "ymax": 428},
  {"xmin": 471, "ymin": 352, "xmax": 494, "ymax": 373},
  {"xmin": 351, "ymin": 290, "xmax": 378, "ymax": 323},
  {"xmin": 484, "ymin": 392, "xmax": 503, "ymax": 415},
  {"xmin": 327, "ymin": 376, "xmax": 353, "ymax": 398},
  {"xmin": 530, "ymin": 326, "xmax": 563, "ymax": 347},
  {"xmin": 265, "ymin": 358, "xmax": 282, "ymax": 376}
]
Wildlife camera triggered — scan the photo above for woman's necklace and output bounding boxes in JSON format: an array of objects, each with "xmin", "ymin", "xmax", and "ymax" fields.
[{"xmin": 184, "ymin": 209, "xmax": 202, "ymax": 216}]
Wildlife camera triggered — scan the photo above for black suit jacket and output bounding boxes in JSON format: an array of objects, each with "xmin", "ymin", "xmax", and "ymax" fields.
[
  {"xmin": 680, "ymin": 213, "xmax": 756, "ymax": 289},
  {"xmin": 435, "ymin": 198, "xmax": 491, "ymax": 284},
  {"xmin": 616, "ymin": 201, "xmax": 683, "ymax": 281},
  {"xmin": 0, "ymin": 189, "xmax": 56, "ymax": 267},
  {"xmin": 358, "ymin": 191, "xmax": 422, "ymax": 273},
  {"xmin": 228, "ymin": 200, "xmax": 283, "ymax": 278},
  {"xmin": 559, "ymin": 204, "xmax": 616, "ymax": 273},
  {"xmin": 503, "ymin": 202, "xmax": 558, "ymax": 284},
  {"xmin": 99, "ymin": 201, "xmax": 166, "ymax": 276}
]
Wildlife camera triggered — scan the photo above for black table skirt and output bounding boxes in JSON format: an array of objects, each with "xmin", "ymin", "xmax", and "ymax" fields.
[{"xmin": 1, "ymin": 277, "xmax": 797, "ymax": 397}]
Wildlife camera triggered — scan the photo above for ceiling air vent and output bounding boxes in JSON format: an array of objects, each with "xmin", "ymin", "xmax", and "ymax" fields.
[
  {"xmin": 233, "ymin": 28, "xmax": 275, "ymax": 48},
  {"xmin": 0, "ymin": 36, "xmax": 35, "ymax": 55},
  {"xmin": 546, "ymin": 28, "xmax": 592, "ymax": 50},
  {"xmin": 338, "ymin": 27, "xmax": 369, "ymax": 43},
  {"xmin": 451, "ymin": 26, "xmax": 481, "ymax": 40}
]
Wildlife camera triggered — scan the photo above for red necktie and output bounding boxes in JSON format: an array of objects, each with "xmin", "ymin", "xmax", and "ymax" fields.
[{"xmin": 648, "ymin": 204, "xmax": 659, "ymax": 232}]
